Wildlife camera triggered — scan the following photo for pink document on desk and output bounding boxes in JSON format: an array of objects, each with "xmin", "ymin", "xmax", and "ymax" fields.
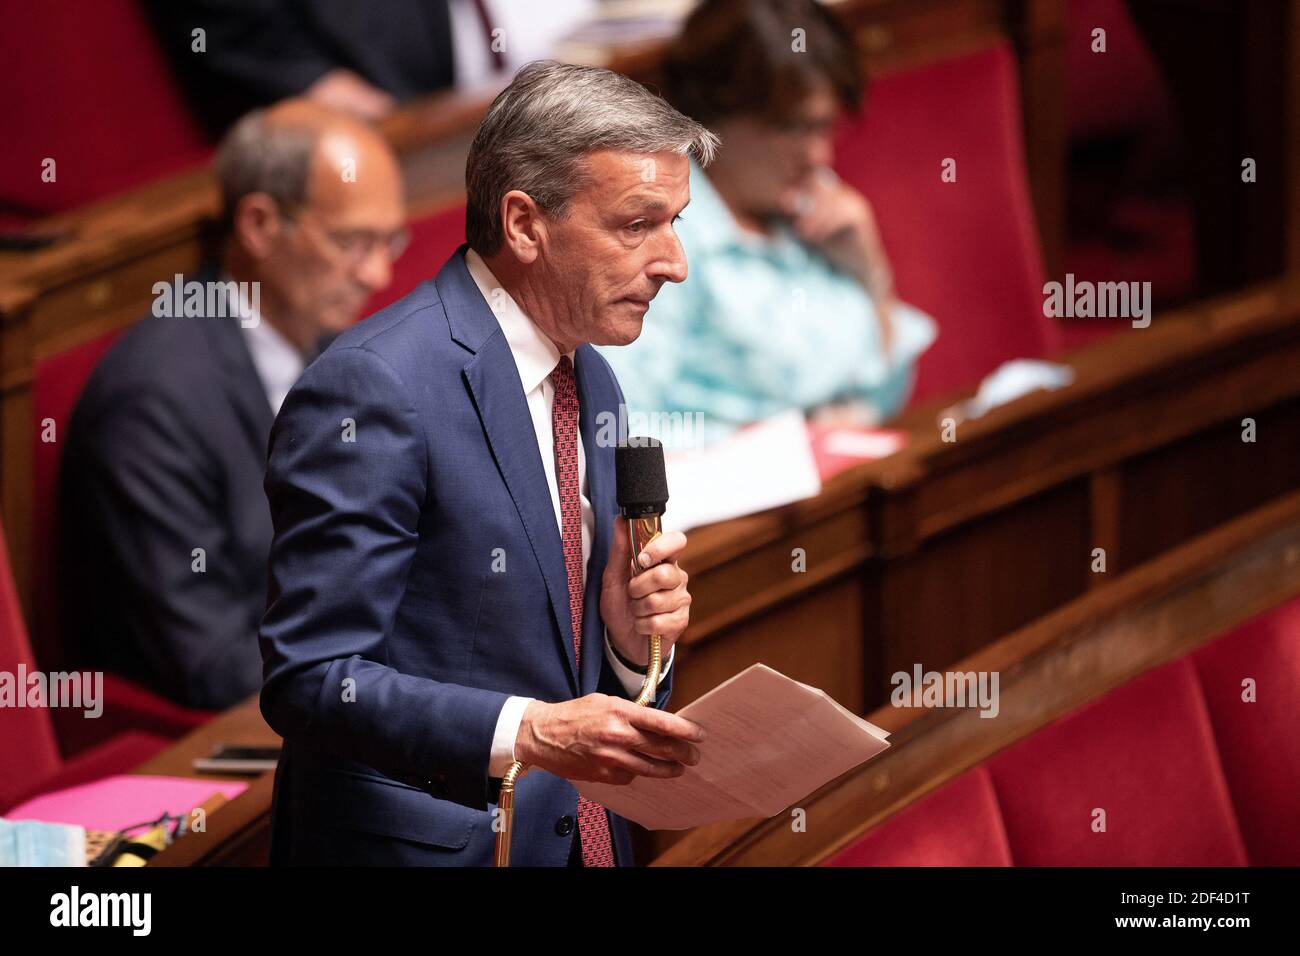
[
  {"xmin": 5, "ymin": 776, "xmax": 248, "ymax": 831},
  {"xmin": 807, "ymin": 423, "xmax": 908, "ymax": 480}
]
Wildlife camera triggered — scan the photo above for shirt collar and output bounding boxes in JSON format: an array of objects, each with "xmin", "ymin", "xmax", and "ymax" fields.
[
  {"xmin": 464, "ymin": 247, "xmax": 574, "ymax": 393},
  {"xmin": 222, "ymin": 272, "xmax": 307, "ymax": 413}
]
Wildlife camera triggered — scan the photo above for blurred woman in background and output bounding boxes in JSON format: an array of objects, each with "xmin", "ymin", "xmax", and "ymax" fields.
[{"xmin": 599, "ymin": 0, "xmax": 935, "ymax": 445}]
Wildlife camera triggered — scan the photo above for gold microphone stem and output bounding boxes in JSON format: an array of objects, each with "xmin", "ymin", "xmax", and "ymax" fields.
[
  {"xmin": 629, "ymin": 515, "xmax": 664, "ymax": 705},
  {"xmin": 493, "ymin": 760, "xmax": 526, "ymax": 867}
]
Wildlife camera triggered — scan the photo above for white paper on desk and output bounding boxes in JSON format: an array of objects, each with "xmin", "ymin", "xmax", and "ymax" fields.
[
  {"xmin": 574, "ymin": 664, "xmax": 890, "ymax": 830},
  {"xmin": 661, "ymin": 410, "xmax": 822, "ymax": 532}
]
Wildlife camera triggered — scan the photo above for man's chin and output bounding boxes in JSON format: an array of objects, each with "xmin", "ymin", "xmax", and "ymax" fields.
[
  {"xmin": 325, "ymin": 306, "xmax": 366, "ymax": 331},
  {"xmin": 598, "ymin": 316, "xmax": 645, "ymax": 347}
]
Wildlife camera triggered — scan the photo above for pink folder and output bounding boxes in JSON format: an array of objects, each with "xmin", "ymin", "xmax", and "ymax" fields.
[
  {"xmin": 5, "ymin": 775, "xmax": 248, "ymax": 831},
  {"xmin": 807, "ymin": 423, "xmax": 908, "ymax": 480}
]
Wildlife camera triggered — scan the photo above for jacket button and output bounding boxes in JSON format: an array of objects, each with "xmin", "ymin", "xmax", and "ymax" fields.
[{"xmin": 555, "ymin": 815, "xmax": 574, "ymax": 836}]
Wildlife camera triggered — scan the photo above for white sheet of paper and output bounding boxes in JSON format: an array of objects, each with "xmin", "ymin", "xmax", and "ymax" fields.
[
  {"xmin": 574, "ymin": 663, "xmax": 890, "ymax": 830},
  {"xmin": 661, "ymin": 410, "xmax": 822, "ymax": 532}
]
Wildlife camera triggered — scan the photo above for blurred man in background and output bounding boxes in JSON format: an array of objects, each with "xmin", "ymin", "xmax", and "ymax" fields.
[
  {"xmin": 599, "ymin": 0, "xmax": 936, "ymax": 444},
  {"xmin": 147, "ymin": 0, "xmax": 595, "ymax": 131},
  {"xmin": 59, "ymin": 101, "xmax": 407, "ymax": 709}
]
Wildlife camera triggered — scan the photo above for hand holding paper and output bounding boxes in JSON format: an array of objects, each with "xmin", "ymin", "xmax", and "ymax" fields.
[{"xmin": 576, "ymin": 664, "xmax": 890, "ymax": 829}]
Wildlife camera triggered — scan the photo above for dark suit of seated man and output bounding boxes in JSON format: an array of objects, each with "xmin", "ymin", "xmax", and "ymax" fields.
[
  {"xmin": 259, "ymin": 62, "xmax": 716, "ymax": 866},
  {"xmin": 59, "ymin": 101, "xmax": 407, "ymax": 709},
  {"xmin": 144, "ymin": 0, "xmax": 455, "ymax": 131}
]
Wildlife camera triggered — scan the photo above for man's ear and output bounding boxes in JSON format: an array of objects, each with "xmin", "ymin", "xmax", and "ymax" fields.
[
  {"xmin": 500, "ymin": 189, "xmax": 545, "ymax": 264},
  {"xmin": 232, "ymin": 193, "xmax": 283, "ymax": 260}
]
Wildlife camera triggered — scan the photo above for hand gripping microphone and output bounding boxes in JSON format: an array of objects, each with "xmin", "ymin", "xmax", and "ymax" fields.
[
  {"xmin": 614, "ymin": 437, "xmax": 670, "ymax": 706},
  {"xmin": 493, "ymin": 437, "xmax": 670, "ymax": 867}
]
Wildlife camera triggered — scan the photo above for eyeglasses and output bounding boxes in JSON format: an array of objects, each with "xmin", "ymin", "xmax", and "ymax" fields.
[
  {"xmin": 767, "ymin": 114, "xmax": 839, "ymax": 139},
  {"xmin": 280, "ymin": 203, "xmax": 411, "ymax": 264}
]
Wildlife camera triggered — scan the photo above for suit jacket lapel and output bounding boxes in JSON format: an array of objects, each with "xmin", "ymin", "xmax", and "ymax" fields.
[
  {"xmin": 463, "ymin": 337, "xmax": 579, "ymax": 691},
  {"xmin": 446, "ymin": 249, "xmax": 581, "ymax": 692},
  {"xmin": 194, "ymin": 265, "xmax": 276, "ymax": 459}
]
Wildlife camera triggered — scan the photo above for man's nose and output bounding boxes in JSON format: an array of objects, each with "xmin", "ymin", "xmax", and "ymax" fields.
[
  {"xmin": 807, "ymin": 132, "xmax": 834, "ymax": 171},
  {"xmin": 648, "ymin": 230, "xmax": 688, "ymax": 285},
  {"xmin": 354, "ymin": 244, "xmax": 394, "ymax": 292}
]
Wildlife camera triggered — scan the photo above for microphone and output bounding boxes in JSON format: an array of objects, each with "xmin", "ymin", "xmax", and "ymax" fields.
[
  {"xmin": 615, "ymin": 437, "xmax": 669, "ymax": 707},
  {"xmin": 615, "ymin": 435, "xmax": 668, "ymax": 518},
  {"xmin": 494, "ymin": 437, "xmax": 671, "ymax": 866}
]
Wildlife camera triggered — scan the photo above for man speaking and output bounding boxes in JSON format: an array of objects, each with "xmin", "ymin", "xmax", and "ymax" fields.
[{"xmin": 259, "ymin": 61, "xmax": 719, "ymax": 866}]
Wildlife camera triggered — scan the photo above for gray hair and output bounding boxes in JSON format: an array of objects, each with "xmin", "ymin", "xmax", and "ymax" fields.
[
  {"xmin": 466, "ymin": 60, "xmax": 720, "ymax": 255},
  {"xmin": 213, "ymin": 108, "xmax": 318, "ymax": 234}
]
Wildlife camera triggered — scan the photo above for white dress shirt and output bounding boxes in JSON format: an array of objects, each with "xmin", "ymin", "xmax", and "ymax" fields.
[
  {"xmin": 462, "ymin": 248, "xmax": 674, "ymax": 780},
  {"xmin": 226, "ymin": 277, "xmax": 307, "ymax": 416},
  {"xmin": 447, "ymin": 0, "xmax": 597, "ymax": 92}
]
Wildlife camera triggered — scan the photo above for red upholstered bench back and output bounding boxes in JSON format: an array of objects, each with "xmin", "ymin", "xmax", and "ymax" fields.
[
  {"xmin": 31, "ymin": 330, "xmax": 221, "ymax": 754},
  {"xmin": 1, "ymin": 516, "xmax": 173, "ymax": 808},
  {"xmin": 1066, "ymin": 0, "xmax": 1170, "ymax": 139},
  {"xmin": 0, "ymin": 0, "xmax": 211, "ymax": 218},
  {"xmin": 833, "ymin": 42, "xmax": 1057, "ymax": 403},
  {"xmin": 986, "ymin": 658, "xmax": 1248, "ymax": 865},
  {"xmin": 31, "ymin": 332, "xmax": 124, "ymax": 671},
  {"xmin": 825, "ymin": 595, "xmax": 1300, "ymax": 865},
  {"xmin": 826, "ymin": 765, "xmax": 1013, "ymax": 867},
  {"xmin": 1193, "ymin": 599, "xmax": 1300, "ymax": 865},
  {"xmin": 0, "ymin": 523, "xmax": 64, "ymax": 809}
]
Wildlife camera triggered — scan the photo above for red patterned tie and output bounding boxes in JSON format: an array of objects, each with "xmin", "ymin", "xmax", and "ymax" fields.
[{"xmin": 550, "ymin": 355, "xmax": 616, "ymax": 867}]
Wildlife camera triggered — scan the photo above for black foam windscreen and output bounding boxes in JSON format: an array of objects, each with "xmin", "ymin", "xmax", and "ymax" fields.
[{"xmin": 615, "ymin": 438, "xmax": 669, "ymax": 514}]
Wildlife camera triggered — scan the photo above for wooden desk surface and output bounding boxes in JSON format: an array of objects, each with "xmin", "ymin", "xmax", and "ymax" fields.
[
  {"xmin": 132, "ymin": 694, "xmax": 278, "ymax": 779},
  {"xmin": 138, "ymin": 696, "xmax": 280, "ymax": 866}
]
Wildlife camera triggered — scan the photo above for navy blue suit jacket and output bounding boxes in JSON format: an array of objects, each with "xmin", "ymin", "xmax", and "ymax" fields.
[
  {"xmin": 61, "ymin": 264, "xmax": 279, "ymax": 708},
  {"xmin": 260, "ymin": 247, "xmax": 673, "ymax": 866}
]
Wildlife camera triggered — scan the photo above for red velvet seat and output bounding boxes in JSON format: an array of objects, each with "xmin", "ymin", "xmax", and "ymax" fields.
[
  {"xmin": 1061, "ymin": 196, "xmax": 1195, "ymax": 349},
  {"xmin": 31, "ymin": 332, "xmax": 216, "ymax": 756},
  {"xmin": 833, "ymin": 42, "xmax": 1058, "ymax": 403},
  {"xmin": 0, "ymin": 521, "xmax": 169, "ymax": 814},
  {"xmin": 825, "ymin": 766, "xmax": 1013, "ymax": 867},
  {"xmin": 1066, "ymin": 0, "xmax": 1170, "ymax": 140},
  {"xmin": 987, "ymin": 659, "xmax": 1248, "ymax": 866},
  {"xmin": 824, "ymin": 596, "xmax": 1300, "ymax": 865},
  {"xmin": 0, "ymin": 0, "xmax": 211, "ymax": 220},
  {"xmin": 1193, "ymin": 599, "xmax": 1300, "ymax": 865}
]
